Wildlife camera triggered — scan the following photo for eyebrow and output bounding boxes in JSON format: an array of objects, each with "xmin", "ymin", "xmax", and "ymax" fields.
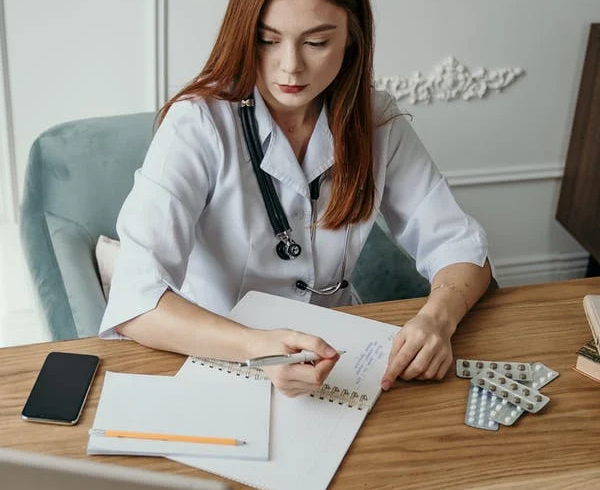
[{"xmin": 258, "ymin": 23, "xmax": 337, "ymax": 36}]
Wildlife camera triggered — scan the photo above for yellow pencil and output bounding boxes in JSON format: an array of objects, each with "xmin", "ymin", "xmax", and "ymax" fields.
[{"xmin": 89, "ymin": 428, "xmax": 246, "ymax": 446}]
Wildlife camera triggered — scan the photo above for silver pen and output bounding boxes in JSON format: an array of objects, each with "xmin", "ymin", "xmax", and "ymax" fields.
[{"xmin": 240, "ymin": 350, "xmax": 346, "ymax": 368}]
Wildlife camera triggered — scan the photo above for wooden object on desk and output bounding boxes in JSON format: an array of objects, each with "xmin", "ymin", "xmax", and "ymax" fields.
[
  {"xmin": 1, "ymin": 278, "xmax": 600, "ymax": 489},
  {"xmin": 556, "ymin": 23, "xmax": 600, "ymax": 275}
]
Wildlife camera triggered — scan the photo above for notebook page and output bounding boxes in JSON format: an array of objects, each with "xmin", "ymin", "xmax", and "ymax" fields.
[
  {"xmin": 88, "ymin": 371, "xmax": 271, "ymax": 460},
  {"xmin": 173, "ymin": 291, "xmax": 399, "ymax": 490}
]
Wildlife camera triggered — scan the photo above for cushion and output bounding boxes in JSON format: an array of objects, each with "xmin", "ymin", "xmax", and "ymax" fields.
[{"xmin": 95, "ymin": 235, "xmax": 120, "ymax": 300}]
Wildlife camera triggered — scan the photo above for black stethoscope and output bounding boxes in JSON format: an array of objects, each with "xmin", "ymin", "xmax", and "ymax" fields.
[{"xmin": 238, "ymin": 95, "xmax": 349, "ymax": 295}]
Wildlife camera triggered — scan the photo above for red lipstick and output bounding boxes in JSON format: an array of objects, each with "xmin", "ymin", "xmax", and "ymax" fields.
[{"xmin": 278, "ymin": 84, "xmax": 307, "ymax": 94}]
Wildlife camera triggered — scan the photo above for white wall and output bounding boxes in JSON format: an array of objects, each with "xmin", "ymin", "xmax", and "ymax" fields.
[
  {"xmin": 4, "ymin": 0, "xmax": 159, "ymax": 200},
  {"xmin": 165, "ymin": 0, "xmax": 598, "ymax": 284},
  {"xmin": 0, "ymin": 0, "xmax": 599, "ymax": 339},
  {"xmin": 0, "ymin": 0, "xmax": 163, "ymax": 342}
]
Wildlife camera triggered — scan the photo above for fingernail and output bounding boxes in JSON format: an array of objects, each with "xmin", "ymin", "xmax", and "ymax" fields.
[
  {"xmin": 325, "ymin": 347, "xmax": 336, "ymax": 357},
  {"xmin": 381, "ymin": 380, "xmax": 391, "ymax": 391}
]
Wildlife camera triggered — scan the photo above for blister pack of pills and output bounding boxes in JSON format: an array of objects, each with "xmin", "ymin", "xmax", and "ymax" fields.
[
  {"xmin": 528, "ymin": 362, "xmax": 560, "ymax": 390},
  {"xmin": 456, "ymin": 359, "xmax": 532, "ymax": 381},
  {"xmin": 464, "ymin": 384, "xmax": 499, "ymax": 431},
  {"xmin": 471, "ymin": 370, "xmax": 549, "ymax": 413},
  {"xmin": 490, "ymin": 399, "xmax": 523, "ymax": 427},
  {"xmin": 459, "ymin": 358, "xmax": 559, "ymax": 431},
  {"xmin": 491, "ymin": 362, "xmax": 559, "ymax": 426}
]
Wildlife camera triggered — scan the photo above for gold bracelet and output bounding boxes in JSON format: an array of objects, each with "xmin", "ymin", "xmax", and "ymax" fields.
[{"xmin": 429, "ymin": 283, "xmax": 470, "ymax": 315}]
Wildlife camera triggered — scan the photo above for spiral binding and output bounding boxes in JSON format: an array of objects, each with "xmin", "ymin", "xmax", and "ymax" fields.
[
  {"xmin": 309, "ymin": 384, "xmax": 370, "ymax": 410},
  {"xmin": 190, "ymin": 356, "xmax": 370, "ymax": 410},
  {"xmin": 190, "ymin": 356, "xmax": 268, "ymax": 381}
]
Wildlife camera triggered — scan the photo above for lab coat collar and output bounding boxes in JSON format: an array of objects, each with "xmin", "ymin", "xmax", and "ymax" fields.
[
  {"xmin": 252, "ymin": 87, "xmax": 274, "ymax": 147},
  {"xmin": 252, "ymin": 87, "xmax": 334, "ymax": 198}
]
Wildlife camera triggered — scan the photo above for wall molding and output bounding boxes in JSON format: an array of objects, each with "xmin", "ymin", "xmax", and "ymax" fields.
[
  {"xmin": 493, "ymin": 251, "xmax": 589, "ymax": 287},
  {"xmin": 0, "ymin": 0, "xmax": 17, "ymax": 225},
  {"xmin": 446, "ymin": 162, "xmax": 565, "ymax": 187},
  {"xmin": 376, "ymin": 57, "xmax": 525, "ymax": 105},
  {"xmin": 153, "ymin": 0, "xmax": 168, "ymax": 111}
]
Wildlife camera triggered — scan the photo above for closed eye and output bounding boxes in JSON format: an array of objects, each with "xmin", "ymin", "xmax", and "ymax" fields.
[
  {"xmin": 258, "ymin": 38, "xmax": 278, "ymax": 45},
  {"xmin": 305, "ymin": 40, "xmax": 328, "ymax": 47}
]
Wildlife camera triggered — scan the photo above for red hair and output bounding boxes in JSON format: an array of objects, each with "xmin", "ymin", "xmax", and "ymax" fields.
[{"xmin": 158, "ymin": 0, "xmax": 375, "ymax": 230}]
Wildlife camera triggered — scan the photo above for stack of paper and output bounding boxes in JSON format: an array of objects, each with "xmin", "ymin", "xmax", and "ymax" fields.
[
  {"xmin": 89, "ymin": 291, "xmax": 399, "ymax": 490},
  {"xmin": 88, "ymin": 369, "xmax": 271, "ymax": 460}
]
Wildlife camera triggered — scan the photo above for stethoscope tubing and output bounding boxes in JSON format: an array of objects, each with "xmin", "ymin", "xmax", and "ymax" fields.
[
  {"xmin": 239, "ymin": 100, "xmax": 290, "ymax": 236},
  {"xmin": 297, "ymin": 224, "xmax": 351, "ymax": 296},
  {"xmin": 239, "ymin": 95, "xmax": 349, "ymax": 295}
]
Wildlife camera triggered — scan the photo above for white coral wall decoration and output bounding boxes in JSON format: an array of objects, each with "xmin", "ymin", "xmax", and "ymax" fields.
[{"xmin": 375, "ymin": 57, "xmax": 525, "ymax": 104}]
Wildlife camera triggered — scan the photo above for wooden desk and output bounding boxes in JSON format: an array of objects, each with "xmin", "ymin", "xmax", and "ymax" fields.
[{"xmin": 1, "ymin": 278, "xmax": 600, "ymax": 489}]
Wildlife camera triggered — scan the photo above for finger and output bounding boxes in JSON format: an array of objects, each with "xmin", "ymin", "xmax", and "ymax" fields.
[
  {"xmin": 387, "ymin": 334, "xmax": 406, "ymax": 363},
  {"xmin": 399, "ymin": 342, "xmax": 437, "ymax": 380},
  {"xmin": 379, "ymin": 333, "xmax": 406, "ymax": 389},
  {"xmin": 434, "ymin": 357, "xmax": 453, "ymax": 380},
  {"xmin": 286, "ymin": 359, "xmax": 337, "ymax": 385},
  {"xmin": 381, "ymin": 338, "xmax": 421, "ymax": 389},
  {"xmin": 289, "ymin": 332, "xmax": 338, "ymax": 359},
  {"xmin": 262, "ymin": 365, "xmax": 318, "ymax": 391},
  {"xmin": 278, "ymin": 387, "xmax": 311, "ymax": 398},
  {"xmin": 270, "ymin": 375, "xmax": 321, "ymax": 394},
  {"xmin": 416, "ymin": 353, "xmax": 445, "ymax": 381},
  {"xmin": 312, "ymin": 358, "xmax": 338, "ymax": 384}
]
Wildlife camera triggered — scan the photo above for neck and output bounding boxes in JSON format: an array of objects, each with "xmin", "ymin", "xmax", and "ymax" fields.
[
  {"xmin": 255, "ymin": 87, "xmax": 322, "ymax": 162},
  {"xmin": 272, "ymin": 102, "xmax": 321, "ymax": 132},
  {"xmin": 258, "ymin": 90, "xmax": 322, "ymax": 134}
]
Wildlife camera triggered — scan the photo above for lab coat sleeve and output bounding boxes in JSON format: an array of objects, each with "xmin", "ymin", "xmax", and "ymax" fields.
[
  {"xmin": 379, "ymin": 109, "xmax": 488, "ymax": 282},
  {"xmin": 98, "ymin": 100, "xmax": 220, "ymax": 339}
]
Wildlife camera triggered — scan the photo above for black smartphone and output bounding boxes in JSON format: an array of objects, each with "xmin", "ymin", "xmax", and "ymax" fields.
[{"xmin": 21, "ymin": 352, "xmax": 100, "ymax": 425}]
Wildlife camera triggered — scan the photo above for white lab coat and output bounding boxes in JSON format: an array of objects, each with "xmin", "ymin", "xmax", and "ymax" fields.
[{"xmin": 99, "ymin": 88, "xmax": 488, "ymax": 339}]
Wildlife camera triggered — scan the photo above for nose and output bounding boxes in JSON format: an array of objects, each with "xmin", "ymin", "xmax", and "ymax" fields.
[{"xmin": 280, "ymin": 42, "xmax": 304, "ymax": 74}]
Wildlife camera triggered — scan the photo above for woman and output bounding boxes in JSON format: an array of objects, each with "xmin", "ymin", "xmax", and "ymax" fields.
[{"xmin": 100, "ymin": 0, "xmax": 492, "ymax": 396}]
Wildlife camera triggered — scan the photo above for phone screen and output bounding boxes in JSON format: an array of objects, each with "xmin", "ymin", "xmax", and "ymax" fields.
[{"xmin": 22, "ymin": 352, "xmax": 100, "ymax": 425}]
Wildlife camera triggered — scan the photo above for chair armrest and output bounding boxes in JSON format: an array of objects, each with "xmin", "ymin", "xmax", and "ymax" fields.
[{"xmin": 22, "ymin": 212, "xmax": 107, "ymax": 340}]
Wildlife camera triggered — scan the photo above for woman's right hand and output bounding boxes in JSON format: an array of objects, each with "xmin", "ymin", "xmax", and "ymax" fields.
[{"xmin": 248, "ymin": 329, "xmax": 341, "ymax": 398}]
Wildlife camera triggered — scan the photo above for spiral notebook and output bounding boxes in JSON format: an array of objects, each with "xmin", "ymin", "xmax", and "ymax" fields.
[
  {"xmin": 172, "ymin": 291, "xmax": 400, "ymax": 490},
  {"xmin": 87, "ymin": 370, "xmax": 271, "ymax": 460}
]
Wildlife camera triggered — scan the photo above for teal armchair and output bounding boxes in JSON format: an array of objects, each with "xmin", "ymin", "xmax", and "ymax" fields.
[{"xmin": 20, "ymin": 113, "xmax": 430, "ymax": 341}]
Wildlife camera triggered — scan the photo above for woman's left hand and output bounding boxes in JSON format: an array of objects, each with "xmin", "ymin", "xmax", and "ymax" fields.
[{"xmin": 381, "ymin": 313, "xmax": 454, "ymax": 390}]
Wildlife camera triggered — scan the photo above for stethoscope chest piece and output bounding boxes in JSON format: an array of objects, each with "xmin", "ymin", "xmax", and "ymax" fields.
[{"xmin": 276, "ymin": 239, "xmax": 301, "ymax": 260}]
